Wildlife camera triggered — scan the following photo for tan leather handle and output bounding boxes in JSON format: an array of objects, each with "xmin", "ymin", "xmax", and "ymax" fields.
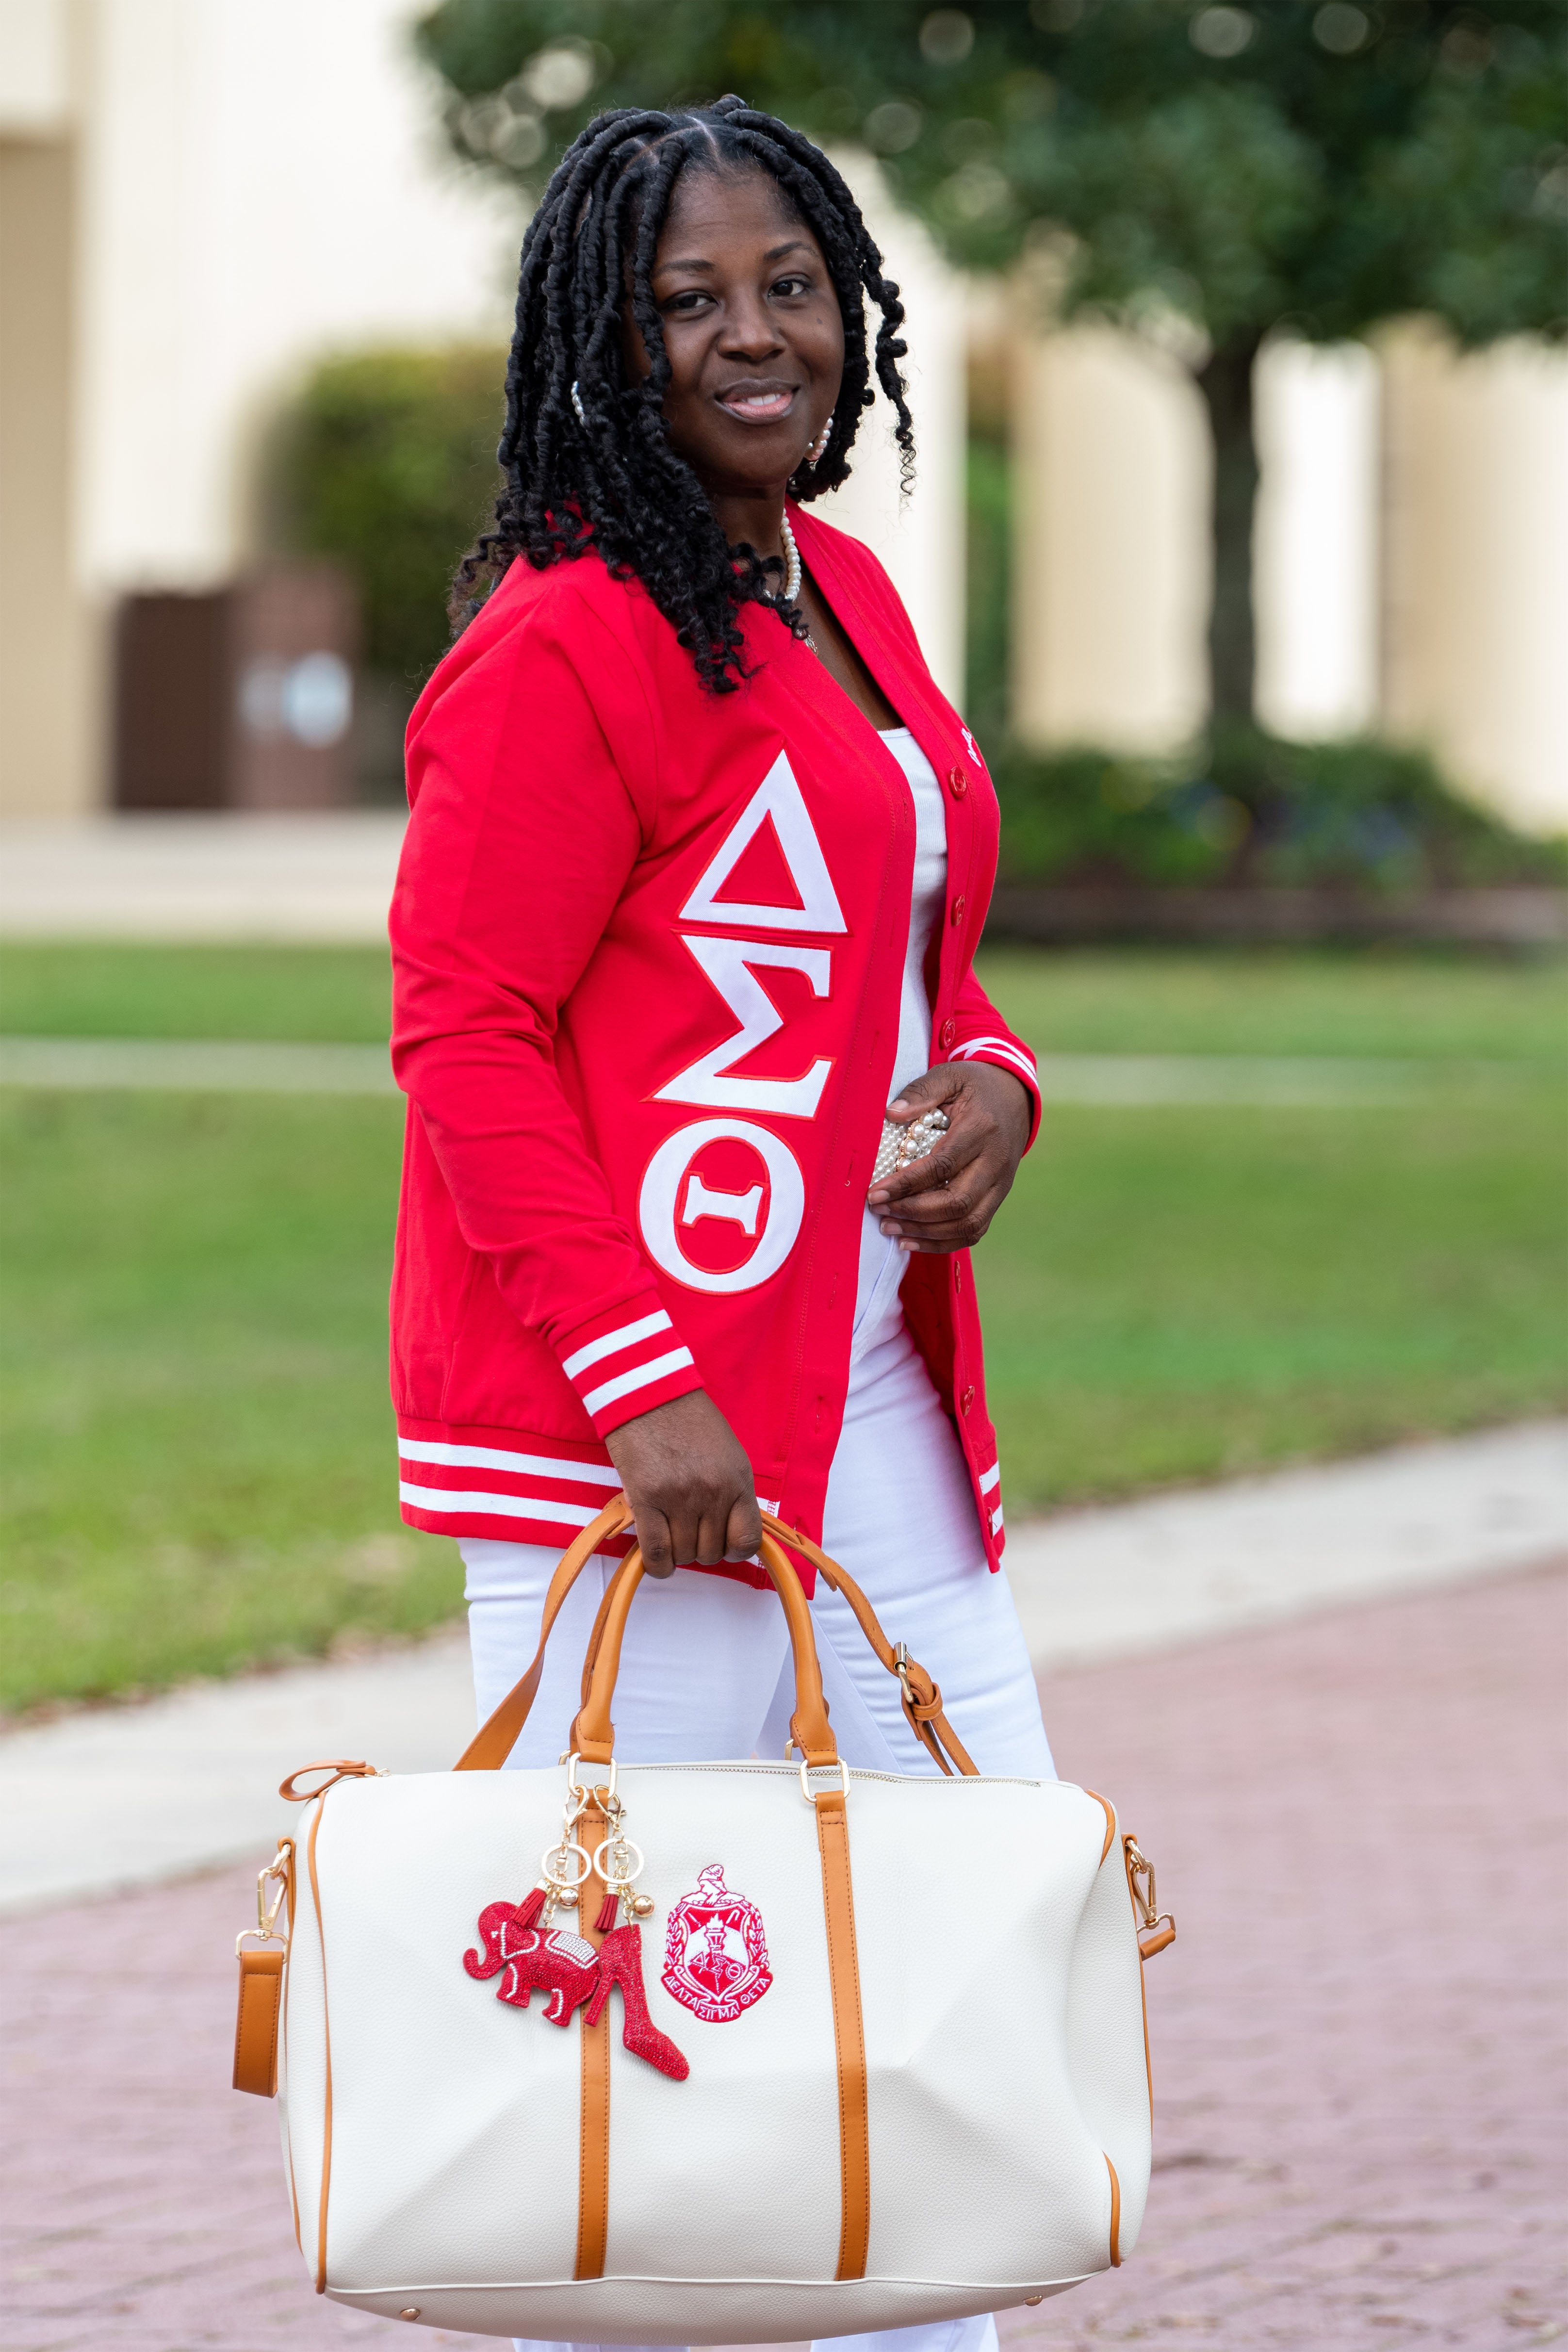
[
  {"xmin": 452, "ymin": 1493, "xmax": 978, "ymax": 1777},
  {"xmin": 453, "ymin": 1495, "xmax": 635, "ymax": 1772},
  {"xmin": 571, "ymin": 1529, "xmax": 838, "ymax": 1767}
]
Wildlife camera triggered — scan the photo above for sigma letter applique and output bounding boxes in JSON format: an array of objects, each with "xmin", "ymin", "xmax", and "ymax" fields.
[{"xmin": 662, "ymin": 1864, "xmax": 773, "ymax": 2023}]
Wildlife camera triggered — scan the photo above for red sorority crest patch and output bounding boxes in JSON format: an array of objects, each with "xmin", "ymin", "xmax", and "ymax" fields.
[{"xmin": 661, "ymin": 1863, "xmax": 772, "ymax": 2023}]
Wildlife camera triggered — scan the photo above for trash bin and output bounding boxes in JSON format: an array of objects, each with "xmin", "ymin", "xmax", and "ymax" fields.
[{"xmin": 113, "ymin": 564, "xmax": 359, "ymax": 810}]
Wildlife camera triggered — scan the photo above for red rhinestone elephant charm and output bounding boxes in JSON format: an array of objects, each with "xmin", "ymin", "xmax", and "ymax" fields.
[
  {"xmin": 464, "ymin": 1889, "xmax": 688, "ymax": 2080},
  {"xmin": 464, "ymin": 1900, "xmax": 600, "ymax": 2025}
]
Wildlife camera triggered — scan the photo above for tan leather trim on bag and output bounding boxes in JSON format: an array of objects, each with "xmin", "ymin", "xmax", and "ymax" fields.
[
  {"xmin": 455, "ymin": 1496, "xmax": 636, "ymax": 1771},
  {"xmin": 574, "ymin": 1795, "xmax": 613, "ymax": 2282},
  {"xmin": 232, "ymin": 1947, "xmax": 285, "ymax": 2095},
  {"xmin": 815, "ymin": 1789, "xmax": 870, "ymax": 2281},
  {"xmin": 1085, "ymin": 1788, "xmax": 1116, "ymax": 1866},
  {"xmin": 1105, "ymin": 2153, "xmax": 1122, "ymax": 2267},
  {"xmin": 762, "ymin": 1512, "xmax": 979, "ymax": 1777},
  {"xmin": 308, "ymin": 1799, "xmax": 333, "ymax": 2296}
]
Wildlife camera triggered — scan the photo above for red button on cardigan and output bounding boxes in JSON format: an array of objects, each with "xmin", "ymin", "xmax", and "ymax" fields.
[{"xmin": 947, "ymin": 766, "xmax": 968, "ymax": 799}]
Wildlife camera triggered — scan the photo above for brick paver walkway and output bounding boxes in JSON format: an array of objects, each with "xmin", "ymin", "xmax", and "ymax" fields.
[{"xmin": 3, "ymin": 1565, "xmax": 1563, "ymax": 2351}]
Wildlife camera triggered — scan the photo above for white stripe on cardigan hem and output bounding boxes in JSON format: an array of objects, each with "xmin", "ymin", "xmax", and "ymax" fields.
[
  {"xmin": 399, "ymin": 1481, "xmax": 600, "ymax": 1527},
  {"xmin": 398, "ymin": 1438, "xmax": 621, "ymax": 1484}
]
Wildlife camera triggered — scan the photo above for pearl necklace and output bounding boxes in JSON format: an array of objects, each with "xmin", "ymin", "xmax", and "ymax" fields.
[{"xmin": 778, "ymin": 513, "xmax": 802, "ymax": 604}]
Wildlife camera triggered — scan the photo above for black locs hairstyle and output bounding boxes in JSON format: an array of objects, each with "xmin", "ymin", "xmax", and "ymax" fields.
[{"xmin": 450, "ymin": 95, "xmax": 915, "ymax": 693}]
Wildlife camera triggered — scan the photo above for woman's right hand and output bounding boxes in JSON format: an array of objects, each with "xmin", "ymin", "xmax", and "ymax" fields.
[{"xmin": 604, "ymin": 1391, "xmax": 761, "ymax": 1579}]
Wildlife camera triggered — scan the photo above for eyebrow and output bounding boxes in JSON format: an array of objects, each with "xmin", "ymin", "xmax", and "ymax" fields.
[{"xmin": 653, "ymin": 238, "xmax": 815, "ymax": 276}]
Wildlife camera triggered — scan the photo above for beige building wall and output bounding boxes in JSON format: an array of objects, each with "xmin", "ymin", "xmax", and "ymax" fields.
[
  {"xmin": 1381, "ymin": 326, "xmax": 1568, "ymax": 833},
  {"xmin": 1011, "ymin": 326, "xmax": 1211, "ymax": 754},
  {"xmin": 818, "ymin": 155, "xmax": 965, "ymax": 708},
  {"xmin": 0, "ymin": 133, "xmax": 98, "ymax": 817},
  {"xmin": 0, "ymin": 0, "xmax": 522, "ymax": 817},
  {"xmin": 1011, "ymin": 318, "xmax": 1566, "ymax": 833}
]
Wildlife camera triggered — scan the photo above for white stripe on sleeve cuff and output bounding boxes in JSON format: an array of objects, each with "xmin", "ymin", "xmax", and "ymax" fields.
[
  {"xmin": 561, "ymin": 1309, "xmax": 673, "ymax": 1382},
  {"xmin": 580, "ymin": 1346, "xmax": 696, "ymax": 1419}
]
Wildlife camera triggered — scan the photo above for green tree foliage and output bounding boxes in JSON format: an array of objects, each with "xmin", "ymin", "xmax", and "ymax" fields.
[
  {"xmin": 272, "ymin": 346, "xmax": 505, "ymax": 686},
  {"xmin": 415, "ymin": 0, "xmax": 1566, "ymax": 722}
]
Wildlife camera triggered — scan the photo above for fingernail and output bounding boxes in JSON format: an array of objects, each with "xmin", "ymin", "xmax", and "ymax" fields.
[{"xmin": 867, "ymin": 1187, "xmax": 889, "ymax": 1206}]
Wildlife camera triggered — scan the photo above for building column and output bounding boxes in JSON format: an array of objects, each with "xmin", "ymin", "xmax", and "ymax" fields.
[
  {"xmin": 1009, "ymin": 323, "xmax": 1210, "ymax": 754},
  {"xmin": 1380, "ymin": 324, "xmax": 1568, "ymax": 833}
]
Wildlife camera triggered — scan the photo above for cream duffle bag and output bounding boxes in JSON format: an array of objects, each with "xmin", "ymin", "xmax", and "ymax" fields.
[{"xmin": 232, "ymin": 1499, "xmax": 1174, "ymax": 2340}]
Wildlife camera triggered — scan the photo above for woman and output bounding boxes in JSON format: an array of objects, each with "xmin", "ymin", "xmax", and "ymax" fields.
[{"xmin": 390, "ymin": 95, "xmax": 1054, "ymax": 2352}]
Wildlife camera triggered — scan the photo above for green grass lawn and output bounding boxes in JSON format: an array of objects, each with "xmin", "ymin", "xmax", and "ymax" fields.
[{"xmin": 1, "ymin": 941, "xmax": 1563, "ymax": 1711}]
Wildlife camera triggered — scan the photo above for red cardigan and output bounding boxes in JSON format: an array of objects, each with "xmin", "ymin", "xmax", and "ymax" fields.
[{"xmin": 389, "ymin": 505, "xmax": 1040, "ymax": 1589}]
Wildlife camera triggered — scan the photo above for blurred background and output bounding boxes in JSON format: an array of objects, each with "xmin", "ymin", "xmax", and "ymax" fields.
[
  {"xmin": 1, "ymin": 0, "xmax": 1563, "ymax": 1710},
  {"xmin": 1, "ymin": 6, "xmax": 1566, "ymax": 2346}
]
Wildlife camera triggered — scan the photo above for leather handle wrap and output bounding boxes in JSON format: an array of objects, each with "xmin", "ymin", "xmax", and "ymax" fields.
[{"xmin": 571, "ymin": 1530, "xmax": 836, "ymax": 1766}]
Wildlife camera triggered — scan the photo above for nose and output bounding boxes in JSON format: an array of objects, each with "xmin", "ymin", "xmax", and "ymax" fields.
[{"xmin": 718, "ymin": 289, "xmax": 784, "ymax": 361}]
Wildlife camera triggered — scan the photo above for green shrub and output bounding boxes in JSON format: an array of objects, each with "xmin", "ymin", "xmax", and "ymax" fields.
[
  {"xmin": 270, "ymin": 346, "xmax": 506, "ymax": 688},
  {"xmin": 991, "ymin": 727, "xmax": 1568, "ymax": 893}
]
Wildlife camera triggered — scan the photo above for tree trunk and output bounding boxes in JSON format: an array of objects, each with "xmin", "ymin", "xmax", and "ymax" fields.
[{"xmin": 1195, "ymin": 337, "xmax": 1263, "ymax": 730}]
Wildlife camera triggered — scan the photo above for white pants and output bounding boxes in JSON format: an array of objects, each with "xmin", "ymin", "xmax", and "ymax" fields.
[{"xmin": 462, "ymin": 1322, "xmax": 1054, "ymax": 2352}]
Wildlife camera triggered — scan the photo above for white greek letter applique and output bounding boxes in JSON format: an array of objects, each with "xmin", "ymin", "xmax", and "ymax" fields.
[
  {"xmin": 662, "ymin": 1864, "xmax": 773, "ymax": 2024},
  {"xmin": 637, "ymin": 1118, "xmax": 805, "ymax": 1295},
  {"xmin": 654, "ymin": 936, "xmax": 834, "ymax": 1119},
  {"xmin": 679, "ymin": 751, "xmax": 846, "ymax": 934}
]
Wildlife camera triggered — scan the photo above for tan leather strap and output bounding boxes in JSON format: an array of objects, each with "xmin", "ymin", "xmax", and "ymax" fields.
[
  {"xmin": 571, "ymin": 1530, "xmax": 836, "ymax": 1766},
  {"xmin": 1105, "ymin": 2152, "xmax": 1123, "ymax": 2267},
  {"xmin": 762, "ymin": 1512, "xmax": 979, "ymax": 1777},
  {"xmin": 579, "ymin": 1557, "xmax": 636, "ymax": 1710},
  {"xmin": 454, "ymin": 1495, "xmax": 634, "ymax": 1771},
  {"xmin": 574, "ymin": 1794, "xmax": 613, "ymax": 2280},
  {"xmin": 815, "ymin": 1788, "xmax": 870, "ymax": 2279},
  {"xmin": 232, "ymin": 1947, "xmax": 284, "ymax": 2096},
  {"xmin": 279, "ymin": 1760, "xmax": 379, "ymax": 1803}
]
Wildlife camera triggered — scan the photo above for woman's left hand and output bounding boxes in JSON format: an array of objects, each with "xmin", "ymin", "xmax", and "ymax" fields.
[{"xmin": 866, "ymin": 1060, "xmax": 1033, "ymax": 1254}]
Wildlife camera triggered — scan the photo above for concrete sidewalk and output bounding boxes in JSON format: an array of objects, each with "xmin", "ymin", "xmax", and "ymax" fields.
[
  {"xmin": 0, "ymin": 814, "xmax": 406, "ymax": 943},
  {"xmin": 3, "ymin": 1561, "xmax": 1563, "ymax": 2350},
  {"xmin": 1, "ymin": 1420, "xmax": 1563, "ymax": 1918}
]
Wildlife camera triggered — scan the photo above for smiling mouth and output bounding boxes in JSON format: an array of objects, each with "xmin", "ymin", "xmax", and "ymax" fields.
[{"xmin": 715, "ymin": 383, "xmax": 799, "ymax": 424}]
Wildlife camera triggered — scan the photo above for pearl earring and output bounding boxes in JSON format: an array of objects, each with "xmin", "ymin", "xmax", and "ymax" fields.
[
  {"xmin": 570, "ymin": 380, "xmax": 587, "ymax": 427},
  {"xmin": 803, "ymin": 424, "xmax": 831, "ymax": 471}
]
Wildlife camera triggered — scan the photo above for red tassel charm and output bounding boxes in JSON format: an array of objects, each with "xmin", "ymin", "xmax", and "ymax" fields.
[
  {"xmin": 594, "ymin": 1891, "xmax": 621, "ymax": 1934},
  {"xmin": 586, "ymin": 1924, "xmax": 689, "ymax": 2080}
]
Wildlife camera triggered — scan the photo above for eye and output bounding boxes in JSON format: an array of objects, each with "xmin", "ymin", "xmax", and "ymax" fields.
[
  {"xmin": 666, "ymin": 289, "xmax": 713, "ymax": 314},
  {"xmin": 770, "ymin": 274, "xmax": 814, "ymax": 298}
]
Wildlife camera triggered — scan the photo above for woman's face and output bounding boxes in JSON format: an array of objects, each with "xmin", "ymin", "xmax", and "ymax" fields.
[{"xmin": 625, "ymin": 163, "xmax": 845, "ymax": 506}]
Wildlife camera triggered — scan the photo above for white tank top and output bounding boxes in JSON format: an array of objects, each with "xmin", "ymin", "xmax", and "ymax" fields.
[{"xmin": 849, "ymin": 726, "xmax": 948, "ymax": 1373}]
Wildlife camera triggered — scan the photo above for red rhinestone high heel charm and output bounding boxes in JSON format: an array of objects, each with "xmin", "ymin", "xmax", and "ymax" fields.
[{"xmin": 585, "ymin": 1805, "xmax": 688, "ymax": 2080}]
